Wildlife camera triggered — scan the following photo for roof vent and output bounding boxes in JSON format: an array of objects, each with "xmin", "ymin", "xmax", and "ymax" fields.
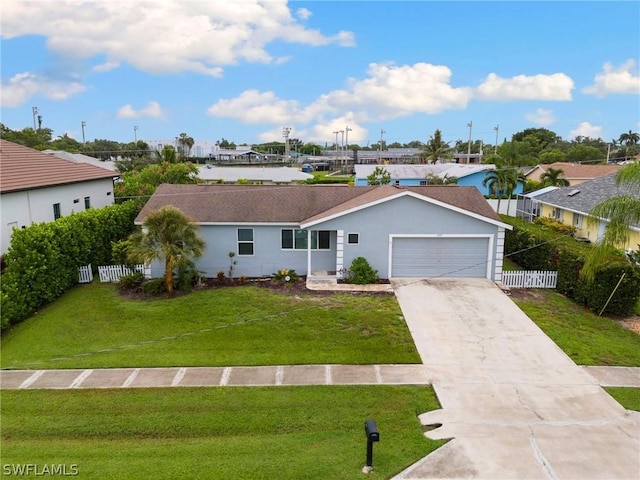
[{"xmin": 567, "ymin": 189, "xmax": 580, "ymax": 197}]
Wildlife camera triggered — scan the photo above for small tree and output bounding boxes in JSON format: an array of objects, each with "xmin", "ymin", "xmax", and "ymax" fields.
[
  {"xmin": 347, "ymin": 257, "xmax": 378, "ymax": 284},
  {"xmin": 367, "ymin": 166, "xmax": 391, "ymax": 185},
  {"xmin": 127, "ymin": 206, "xmax": 205, "ymax": 294}
]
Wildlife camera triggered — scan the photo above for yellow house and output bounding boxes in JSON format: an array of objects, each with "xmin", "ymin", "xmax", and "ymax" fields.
[{"xmin": 534, "ymin": 174, "xmax": 640, "ymax": 251}]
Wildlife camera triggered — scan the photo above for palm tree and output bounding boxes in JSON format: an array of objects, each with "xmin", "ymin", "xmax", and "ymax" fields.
[
  {"xmin": 582, "ymin": 163, "xmax": 640, "ymax": 280},
  {"xmin": 127, "ymin": 206, "xmax": 205, "ymax": 294},
  {"xmin": 367, "ymin": 166, "xmax": 391, "ymax": 185},
  {"xmin": 426, "ymin": 173, "xmax": 458, "ymax": 185},
  {"xmin": 482, "ymin": 167, "xmax": 524, "ymax": 214},
  {"xmin": 540, "ymin": 167, "xmax": 570, "ymax": 187},
  {"xmin": 178, "ymin": 133, "xmax": 195, "ymax": 160},
  {"xmin": 422, "ymin": 129, "xmax": 452, "ymax": 164},
  {"xmin": 618, "ymin": 130, "xmax": 639, "ymax": 147}
]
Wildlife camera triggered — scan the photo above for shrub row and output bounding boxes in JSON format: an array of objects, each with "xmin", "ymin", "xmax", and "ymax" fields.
[
  {"xmin": 502, "ymin": 216, "xmax": 640, "ymax": 316},
  {"xmin": 1, "ymin": 201, "xmax": 139, "ymax": 329}
]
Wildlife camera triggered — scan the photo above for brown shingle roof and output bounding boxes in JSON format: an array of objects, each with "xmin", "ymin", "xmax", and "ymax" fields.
[
  {"xmin": 135, "ymin": 184, "xmax": 503, "ymax": 225},
  {"xmin": 543, "ymin": 162, "xmax": 621, "ymax": 180},
  {"xmin": 0, "ymin": 139, "xmax": 117, "ymax": 193}
]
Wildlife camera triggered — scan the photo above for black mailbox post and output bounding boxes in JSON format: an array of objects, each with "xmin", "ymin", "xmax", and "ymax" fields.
[{"xmin": 364, "ymin": 419, "xmax": 379, "ymax": 469}]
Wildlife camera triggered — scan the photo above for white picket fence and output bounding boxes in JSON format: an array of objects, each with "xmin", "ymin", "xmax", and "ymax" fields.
[
  {"xmin": 78, "ymin": 264, "xmax": 150, "ymax": 283},
  {"xmin": 501, "ymin": 270, "xmax": 557, "ymax": 289},
  {"xmin": 78, "ymin": 264, "xmax": 94, "ymax": 283}
]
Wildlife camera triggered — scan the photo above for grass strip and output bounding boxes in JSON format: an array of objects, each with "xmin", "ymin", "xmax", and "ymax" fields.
[{"xmin": 1, "ymin": 386, "xmax": 443, "ymax": 480}]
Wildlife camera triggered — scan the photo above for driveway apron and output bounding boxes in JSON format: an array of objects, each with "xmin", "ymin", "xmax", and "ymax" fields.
[{"xmin": 390, "ymin": 277, "xmax": 640, "ymax": 480}]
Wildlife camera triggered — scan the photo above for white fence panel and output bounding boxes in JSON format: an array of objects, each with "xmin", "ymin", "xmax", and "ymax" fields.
[
  {"xmin": 501, "ymin": 270, "xmax": 557, "ymax": 289},
  {"xmin": 98, "ymin": 264, "xmax": 148, "ymax": 283},
  {"xmin": 78, "ymin": 264, "xmax": 93, "ymax": 283}
]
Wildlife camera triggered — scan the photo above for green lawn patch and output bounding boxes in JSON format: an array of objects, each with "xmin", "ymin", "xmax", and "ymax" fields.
[
  {"xmin": 1, "ymin": 282, "xmax": 420, "ymax": 369},
  {"xmin": 1, "ymin": 386, "xmax": 444, "ymax": 480},
  {"xmin": 605, "ymin": 387, "xmax": 640, "ymax": 412},
  {"xmin": 511, "ymin": 289, "xmax": 640, "ymax": 366},
  {"xmin": 501, "ymin": 257, "xmax": 522, "ymax": 271}
]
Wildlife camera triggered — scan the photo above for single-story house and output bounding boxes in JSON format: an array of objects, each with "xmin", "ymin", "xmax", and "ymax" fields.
[
  {"xmin": 525, "ymin": 162, "xmax": 621, "ymax": 186},
  {"xmin": 197, "ymin": 165, "xmax": 312, "ymax": 184},
  {"xmin": 532, "ymin": 174, "xmax": 640, "ymax": 249},
  {"xmin": 0, "ymin": 140, "xmax": 118, "ymax": 256},
  {"xmin": 43, "ymin": 149, "xmax": 117, "ymax": 171},
  {"xmin": 515, "ymin": 186, "xmax": 560, "ymax": 222},
  {"xmin": 353, "ymin": 164, "xmax": 522, "ymax": 197},
  {"xmin": 135, "ymin": 183, "xmax": 512, "ymax": 282}
]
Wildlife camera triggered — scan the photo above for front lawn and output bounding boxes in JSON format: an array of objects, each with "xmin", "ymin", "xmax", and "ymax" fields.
[
  {"xmin": 510, "ymin": 289, "xmax": 640, "ymax": 366},
  {"xmin": 1, "ymin": 282, "xmax": 420, "ymax": 369},
  {"xmin": 1, "ymin": 386, "xmax": 444, "ymax": 480},
  {"xmin": 605, "ymin": 387, "xmax": 640, "ymax": 411}
]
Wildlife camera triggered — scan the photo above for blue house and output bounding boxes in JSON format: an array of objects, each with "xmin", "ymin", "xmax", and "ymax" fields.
[
  {"xmin": 354, "ymin": 164, "xmax": 524, "ymax": 196},
  {"xmin": 136, "ymin": 184, "xmax": 512, "ymax": 282}
]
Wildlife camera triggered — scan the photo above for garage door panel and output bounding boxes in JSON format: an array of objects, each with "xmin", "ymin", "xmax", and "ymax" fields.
[{"xmin": 392, "ymin": 237, "xmax": 488, "ymax": 278}]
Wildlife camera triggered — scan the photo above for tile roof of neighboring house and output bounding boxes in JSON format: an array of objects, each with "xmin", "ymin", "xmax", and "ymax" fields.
[
  {"xmin": 534, "ymin": 173, "xmax": 640, "ymax": 229},
  {"xmin": 197, "ymin": 165, "xmax": 312, "ymax": 183},
  {"xmin": 135, "ymin": 184, "xmax": 504, "ymax": 226},
  {"xmin": 354, "ymin": 163, "xmax": 495, "ymax": 180},
  {"xmin": 43, "ymin": 149, "xmax": 117, "ymax": 171},
  {"xmin": 1, "ymin": 140, "xmax": 117, "ymax": 193},
  {"xmin": 532, "ymin": 162, "xmax": 622, "ymax": 181}
]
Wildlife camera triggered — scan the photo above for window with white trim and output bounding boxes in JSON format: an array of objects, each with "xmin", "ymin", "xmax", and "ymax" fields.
[
  {"xmin": 281, "ymin": 229, "xmax": 330, "ymax": 250},
  {"xmin": 53, "ymin": 203, "xmax": 61, "ymax": 220},
  {"xmin": 347, "ymin": 233, "xmax": 359, "ymax": 245},
  {"xmin": 237, "ymin": 228, "xmax": 254, "ymax": 255}
]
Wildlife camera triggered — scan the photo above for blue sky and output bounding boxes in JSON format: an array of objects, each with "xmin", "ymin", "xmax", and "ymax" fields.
[{"xmin": 1, "ymin": 1, "xmax": 639, "ymax": 151}]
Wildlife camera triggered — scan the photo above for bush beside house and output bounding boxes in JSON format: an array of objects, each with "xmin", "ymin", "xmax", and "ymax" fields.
[
  {"xmin": 503, "ymin": 216, "xmax": 640, "ymax": 316},
  {"xmin": 1, "ymin": 201, "xmax": 139, "ymax": 329}
]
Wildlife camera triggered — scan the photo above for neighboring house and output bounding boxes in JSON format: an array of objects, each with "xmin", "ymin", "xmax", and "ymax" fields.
[
  {"xmin": 136, "ymin": 183, "xmax": 512, "ymax": 282},
  {"xmin": 515, "ymin": 186, "xmax": 560, "ymax": 222},
  {"xmin": 526, "ymin": 162, "xmax": 621, "ymax": 186},
  {"xmin": 197, "ymin": 165, "xmax": 312, "ymax": 184},
  {"xmin": 353, "ymin": 164, "xmax": 522, "ymax": 196},
  {"xmin": 533, "ymin": 174, "xmax": 640, "ymax": 249},
  {"xmin": 0, "ymin": 140, "xmax": 118, "ymax": 256},
  {"xmin": 43, "ymin": 149, "xmax": 117, "ymax": 171}
]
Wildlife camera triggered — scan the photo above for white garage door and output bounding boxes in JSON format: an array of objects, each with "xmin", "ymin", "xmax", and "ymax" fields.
[{"xmin": 391, "ymin": 237, "xmax": 489, "ymax": 278}]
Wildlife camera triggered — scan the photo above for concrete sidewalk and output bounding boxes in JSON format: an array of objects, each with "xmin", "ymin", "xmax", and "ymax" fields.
[{"xmin": 0, "ymin": 364, "xmax": 429, "ymax": 389}]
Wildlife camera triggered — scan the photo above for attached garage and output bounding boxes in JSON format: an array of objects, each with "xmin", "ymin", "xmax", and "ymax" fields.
[{"xmin": 390, "ymin": 235, "xmax": 491, "ymax": 278}]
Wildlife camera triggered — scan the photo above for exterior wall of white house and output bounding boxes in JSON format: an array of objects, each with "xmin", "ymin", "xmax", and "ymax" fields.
[{"xmin": 1, "ymin": 179, "xmax": 115, "ymax": 255}]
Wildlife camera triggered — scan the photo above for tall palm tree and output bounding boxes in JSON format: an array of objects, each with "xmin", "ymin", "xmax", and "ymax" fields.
[
  {"xmin": 127, "ymin": 206, "xmax": 205, "ymax": 294},
  {"xmin": 582, "ymin": 163, "xmax": 640, "ymax": 280},
  {"xmin": 482, "ymin": 167, "xmax": 524, "ymax": 214},
  {"xmin": 178, "ymin": 133, "xmax": 195, "ymax": 160},
  {"xmin": 422, "ymin": 129, "xmax": 452, "ymax": 164},
  {"xmin": 540, "ymin": 167, "xmax": 570, "ymax": 187}
]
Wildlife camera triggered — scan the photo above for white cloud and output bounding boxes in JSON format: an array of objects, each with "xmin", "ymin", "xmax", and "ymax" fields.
[
  {"xmin": 476, "ymin": 73, "xmax": 574, "ymax": 101},
  {"xmin": 93, "ymin": 61, "xmax": 120, "ymax": 73},
  {"xmin": 0, "ymin": 71, "xmax": 86, "ymax": 107},
  {"xmin": 569, "ymin": 122, "xmax": 603, "ymax": 139},
  {"xmin": 296, "ymin": 8, "xmax": 312, "ymax": 20},
  {"xmin": 116, "ymin": 101, "xmax": 165, "ymax": 119},
  {"xmin": 525, "ymin": 108, "xmax": 556, "ymax": 126},
  {"xmin": 582, "ymin": 60, "xmax": 640, "ymax": 97},
  {"xmin": 207, "ymin": 62, "xmax": 473, "ymax": 129},
  {"xmin": 1, "ymin": 0, "xmax": 354, "ymax": 77}
]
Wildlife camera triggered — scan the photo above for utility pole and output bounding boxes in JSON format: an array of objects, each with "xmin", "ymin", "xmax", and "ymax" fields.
[
  {"xmin": 467, "ymin": 121, "xmax": 473, "ymax": 162},
  {"xmin": 494, "ymin": 124, "xmax": 499, "ymax": 154},
  {"xmin": 345, "ymin": 125, "xmax": 352, "ymax": 165},
  {"xmin": 339, "ymin": 130, "xmax": 345, "ymax": 167},
  {"xmin": 32, "ymin": 106, "xmax": 39, "ymax": 130},
  {"xmin": 379, "ymin": 129, "xmax": 386, "ymax": 164},
  {"xmin": 81, "ymin": 121, "xmax": 86, "ymax": 145},
  {"xmin": 282, "ymin": 127, "xmax": 291, "ymax": 164},
  {"xmin": 134, "ymin": 125, "xmax": 139, "ymax": 143},
  {"xmin": 333, "ymin": 131, "xmax": 340, "ymax": 164}
]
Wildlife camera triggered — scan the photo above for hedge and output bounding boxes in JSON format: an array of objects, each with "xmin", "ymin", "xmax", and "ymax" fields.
[
  {"xmin": 502, "ymin": 216, "xmax": 640, "ymax": 316},
  {"xmin": 1, "ymin": 201, "xmax": 139, "ymax": 329}
]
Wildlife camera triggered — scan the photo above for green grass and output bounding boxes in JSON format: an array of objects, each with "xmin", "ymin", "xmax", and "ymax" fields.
[
  {"xmin": 511, "ymin": 289, "xmax": 640, "ymax": 366},
  {"xmin": 605, "ymin": 387, "xmax": 640, "ymax": 411},
  {"xmin": 1, "ymin": 282, "xmax": 420, "ymax": 369},
  {"xmin": 501, "ymin": 257, "xmax": 522, "ymax": 271},
  {"xmin": 0, "ymin": 386, "xmax": 444, "ymax": 480}
]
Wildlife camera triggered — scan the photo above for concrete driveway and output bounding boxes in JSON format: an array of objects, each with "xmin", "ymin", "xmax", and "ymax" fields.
[{"xmin": 390, "ymin": 277, "xmax": 640, "ymax": 480}]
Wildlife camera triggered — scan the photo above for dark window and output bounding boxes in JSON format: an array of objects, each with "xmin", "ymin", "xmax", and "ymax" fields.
[
  {"xmin": 73, "ymin": 199, "xmax": 79, "ymax": 204},
  {"xmin": 312, "ymin": 230, "xmax": 330, "ymax": 250},
  {"xmin": 53, "ymin": 203, "xmax": 61, "ymax": 220},
  {"xmin": 347, "ymin": 233, "xmax": 359, "ymax": 245},
  {"xmin": 238, "ymin": 228, "xmax": 254, "ymax": 255},
  {"xmin": 84, "ymin": 197, "xmax": 91, "ymax": 209},
  {"xmin": 282, "ymin": 229, "xmax": 330, "ymax": 250}
]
